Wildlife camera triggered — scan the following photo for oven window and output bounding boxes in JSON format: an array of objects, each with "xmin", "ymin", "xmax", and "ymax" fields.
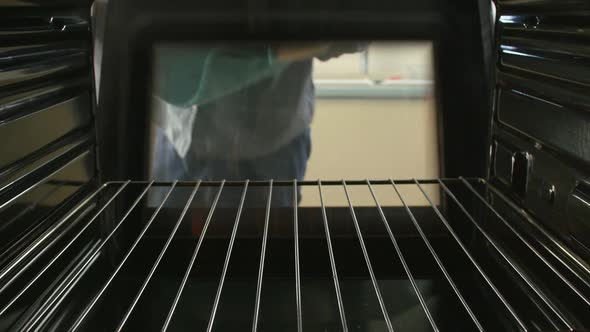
[{"xmin": 149, "ymin": 41, "xmax": 438, "ymax": 205}]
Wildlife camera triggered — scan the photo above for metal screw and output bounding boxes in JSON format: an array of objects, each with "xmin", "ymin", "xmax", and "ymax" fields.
[{"xmin": 540, "ymin": 184, "xmax": 556, "ymax": 203}]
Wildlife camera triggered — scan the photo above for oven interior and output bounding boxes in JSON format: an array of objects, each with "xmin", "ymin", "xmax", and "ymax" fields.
[{"xmin": 1, "ymin": 0, "xmax": 589, "ymax": 331}]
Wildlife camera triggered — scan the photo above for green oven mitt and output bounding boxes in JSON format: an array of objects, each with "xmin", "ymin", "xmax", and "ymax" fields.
[{"xmin": 154, "ymin": 45, "xmax": 287, "ymax": 107}]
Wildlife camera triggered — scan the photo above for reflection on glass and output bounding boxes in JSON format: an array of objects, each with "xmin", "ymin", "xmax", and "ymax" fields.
[{"xmin": 149, "ymin": 41, "xmax": 437, "ymax": 205}]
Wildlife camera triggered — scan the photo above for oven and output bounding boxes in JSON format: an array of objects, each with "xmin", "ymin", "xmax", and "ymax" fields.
[{"xmin": 1, "ymin": 0, "xmax": 589, "ymax": 331}]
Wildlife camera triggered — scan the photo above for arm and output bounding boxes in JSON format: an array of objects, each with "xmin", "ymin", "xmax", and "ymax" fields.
[
  {"xmin": 315, "ymin": 42, "xmax": 369, "ymax": 62},
  {"xmin": 154, "ymin": 43, "xmax": 364, "ymax": 107},
  {"xmin": 274, "ymin": 42, "xmax": 368, "ymax": 62},
  {"xmin": 155, "ymin": 46, "xmax": 287, "ymax": 107},
  {"xmin": 274, "ymin": 43, "xmax": 332, "ymax": 62}
]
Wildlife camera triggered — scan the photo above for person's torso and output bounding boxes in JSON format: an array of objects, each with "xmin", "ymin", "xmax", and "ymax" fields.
[{"xmin": 189, "ymin": 60, "xmax": 314, "ymax": 160}]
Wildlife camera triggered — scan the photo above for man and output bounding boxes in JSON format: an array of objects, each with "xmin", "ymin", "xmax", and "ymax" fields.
[
  {"xmin": 92, "ymin": 0, "xmax": 363, "ymax": 207},
  {"xmin": 151, "ymin": 43, "xmax": 364, "ymax": 207}
]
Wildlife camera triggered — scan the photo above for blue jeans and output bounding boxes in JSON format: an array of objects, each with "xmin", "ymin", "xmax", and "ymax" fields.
[{"xmin": 150, "ymin": 127, "xmax": 311, "ymax": 208}]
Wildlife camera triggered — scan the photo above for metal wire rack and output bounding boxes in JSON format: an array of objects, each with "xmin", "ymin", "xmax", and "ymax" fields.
[{"xmin": 1, "ymin": 178, "xmax": 589, "ymax": 331}]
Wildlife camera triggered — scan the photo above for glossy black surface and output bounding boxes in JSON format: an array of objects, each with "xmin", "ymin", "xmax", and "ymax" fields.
[
  {"xmin": 496, "ymin": 89, "xmax": 590, "ymax": 164},
  {"xmin": 1, "ymin": 0, "xmax": 589, "ymax": 331},
  {"xmin": 0, "ymin": 3, "xmax": 97, "ymax": 326},
  {"xmin": 0, "ymin": 3, "xmax": 95, "ymax": 191},
  {"xmin": 0, "ymin": 92, "xmax": 92, "ymax": 169},
  {"xmin": 96, "ymin": 0, "xmax": 492, "ymax": 182},
  {"xmin": 0, "ymin": 149, "xmax": 95, "ymax": 281},
  {"xmin": 491, "ymin": 1, "xmax": 590, "ymax": 260},
  {"xmin": 0, "ymin": 8, "xmax": 96, "ymax": 180},
  {"xmin": 568, "ymin": 181, "xmax": 590, "ymax": 251},
  {"xmin": 0, "ymin": 179, "xmax": 588, "ymax": 331}
]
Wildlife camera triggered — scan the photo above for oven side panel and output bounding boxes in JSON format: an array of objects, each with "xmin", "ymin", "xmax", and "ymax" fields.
[
  {"xmin": 0, "ymin": 0, "xmax": 97, "ymax": 313},
  {"xmin": 490, "ymin": 0, "xmax": 590, "ymax": 258}
]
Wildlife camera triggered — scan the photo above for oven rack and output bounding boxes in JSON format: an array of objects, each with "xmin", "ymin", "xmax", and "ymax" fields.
[{"xmin": 1, "ymin": 178, "xmax": 589, "ymax": 331}]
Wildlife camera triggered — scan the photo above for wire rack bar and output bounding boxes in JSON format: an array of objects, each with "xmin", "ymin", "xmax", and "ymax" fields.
[
  {"xmin": 23, "ymin": 242, "xmax": 102, "ymax": 331},
  {"xmin": 0, "ymin": 151, "xmax": 91, "ymax": 214},
  {"xmin": 0, "ymin": 184, "xmax": 106, "ymax": 290},
  {"xmin": 366, "ymin": 181, "xmax": 439, "ymax": 332},
  {"xmin": 205, "ymin": 181, "xmax": 249, "ymax": 332},
  {"xmin": 8, "ymin": 240, "xmax": 94, "ymax": 331},
  {"xmin": 459, "ymin": 178, "xmax": 578, "ymax": 326},
  {"xmin": 103, "ymin": 178, "xmax": 478, "ymax": 187},
  {"xmin": 391, "ymin": 179, "xmax": 484, "ymax": 331},
  {"xmin": 318, "ymin": 181, "xmax": 349, "ymax": 332},
  {"xmin": 0, "ymin": 183, "xmax": 64, "ymax": 259},
  {"xmin": 416, "ymin": 180, "xmax": 528, "ymax": 331},
  {"xmin": 484, "ymin": 181, "xmax": 590, "ymax": 284},
  {"xmin": 33, "ymin": 246, "xmax": 101, "ymax": 331},
  {"xmin": 293, "ymin": 180, "xmax": 303, "ymax": 332},
  {"xmin": 70, "ymin": 181, "xmax": 177, "ymax": 331},
  {"xmin": 465, "ymin": 178, "xmax": 590, "ymax": 304},
  {"xmin": 439, "ymin": 179, "xmax": 571, "ymax": 330},
  {"xmin": 115, "ymin": 182, "xmax": 201, "ymax": 332},
  {"xmin": 161, "ymin": 181, "xmax": 225, "ymax": 332},
  {"xmin": 251, "ymin": 181, "xmax": 273, "ymax": 332},
  {"xmin": 2, "ymin": 178, "xmax": 587, "ymax": 332},
  {"xmin": 28, "ymin": 180, "xmax": 156, "ymax": 329},
  {"xmin": 342, "ymin": 180, "xmax": 394, "ymax": 332},
  {"xmin": 0, "ymin": 181, "xmax": 130, "ymax": 317}
]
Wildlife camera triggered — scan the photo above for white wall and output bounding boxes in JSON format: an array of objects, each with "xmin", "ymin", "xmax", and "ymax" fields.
[
  {"xmin": 301, "ymin": 41, "xmax": 440, "ymax": 206},
  {"xmin": 313, "ymin": 41, "xmax": 434, "ymax": 81}
]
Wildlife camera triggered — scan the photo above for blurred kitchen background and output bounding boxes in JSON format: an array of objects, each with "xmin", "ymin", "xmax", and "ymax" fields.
[{"xmin": 301, "ymin": 41, "xmax": 439, "ymax": 206}]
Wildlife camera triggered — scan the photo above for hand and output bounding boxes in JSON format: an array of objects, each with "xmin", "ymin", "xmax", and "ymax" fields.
[{"xmin": 275, "ymin": 43, "xmax": 332, "ymax": 62}]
